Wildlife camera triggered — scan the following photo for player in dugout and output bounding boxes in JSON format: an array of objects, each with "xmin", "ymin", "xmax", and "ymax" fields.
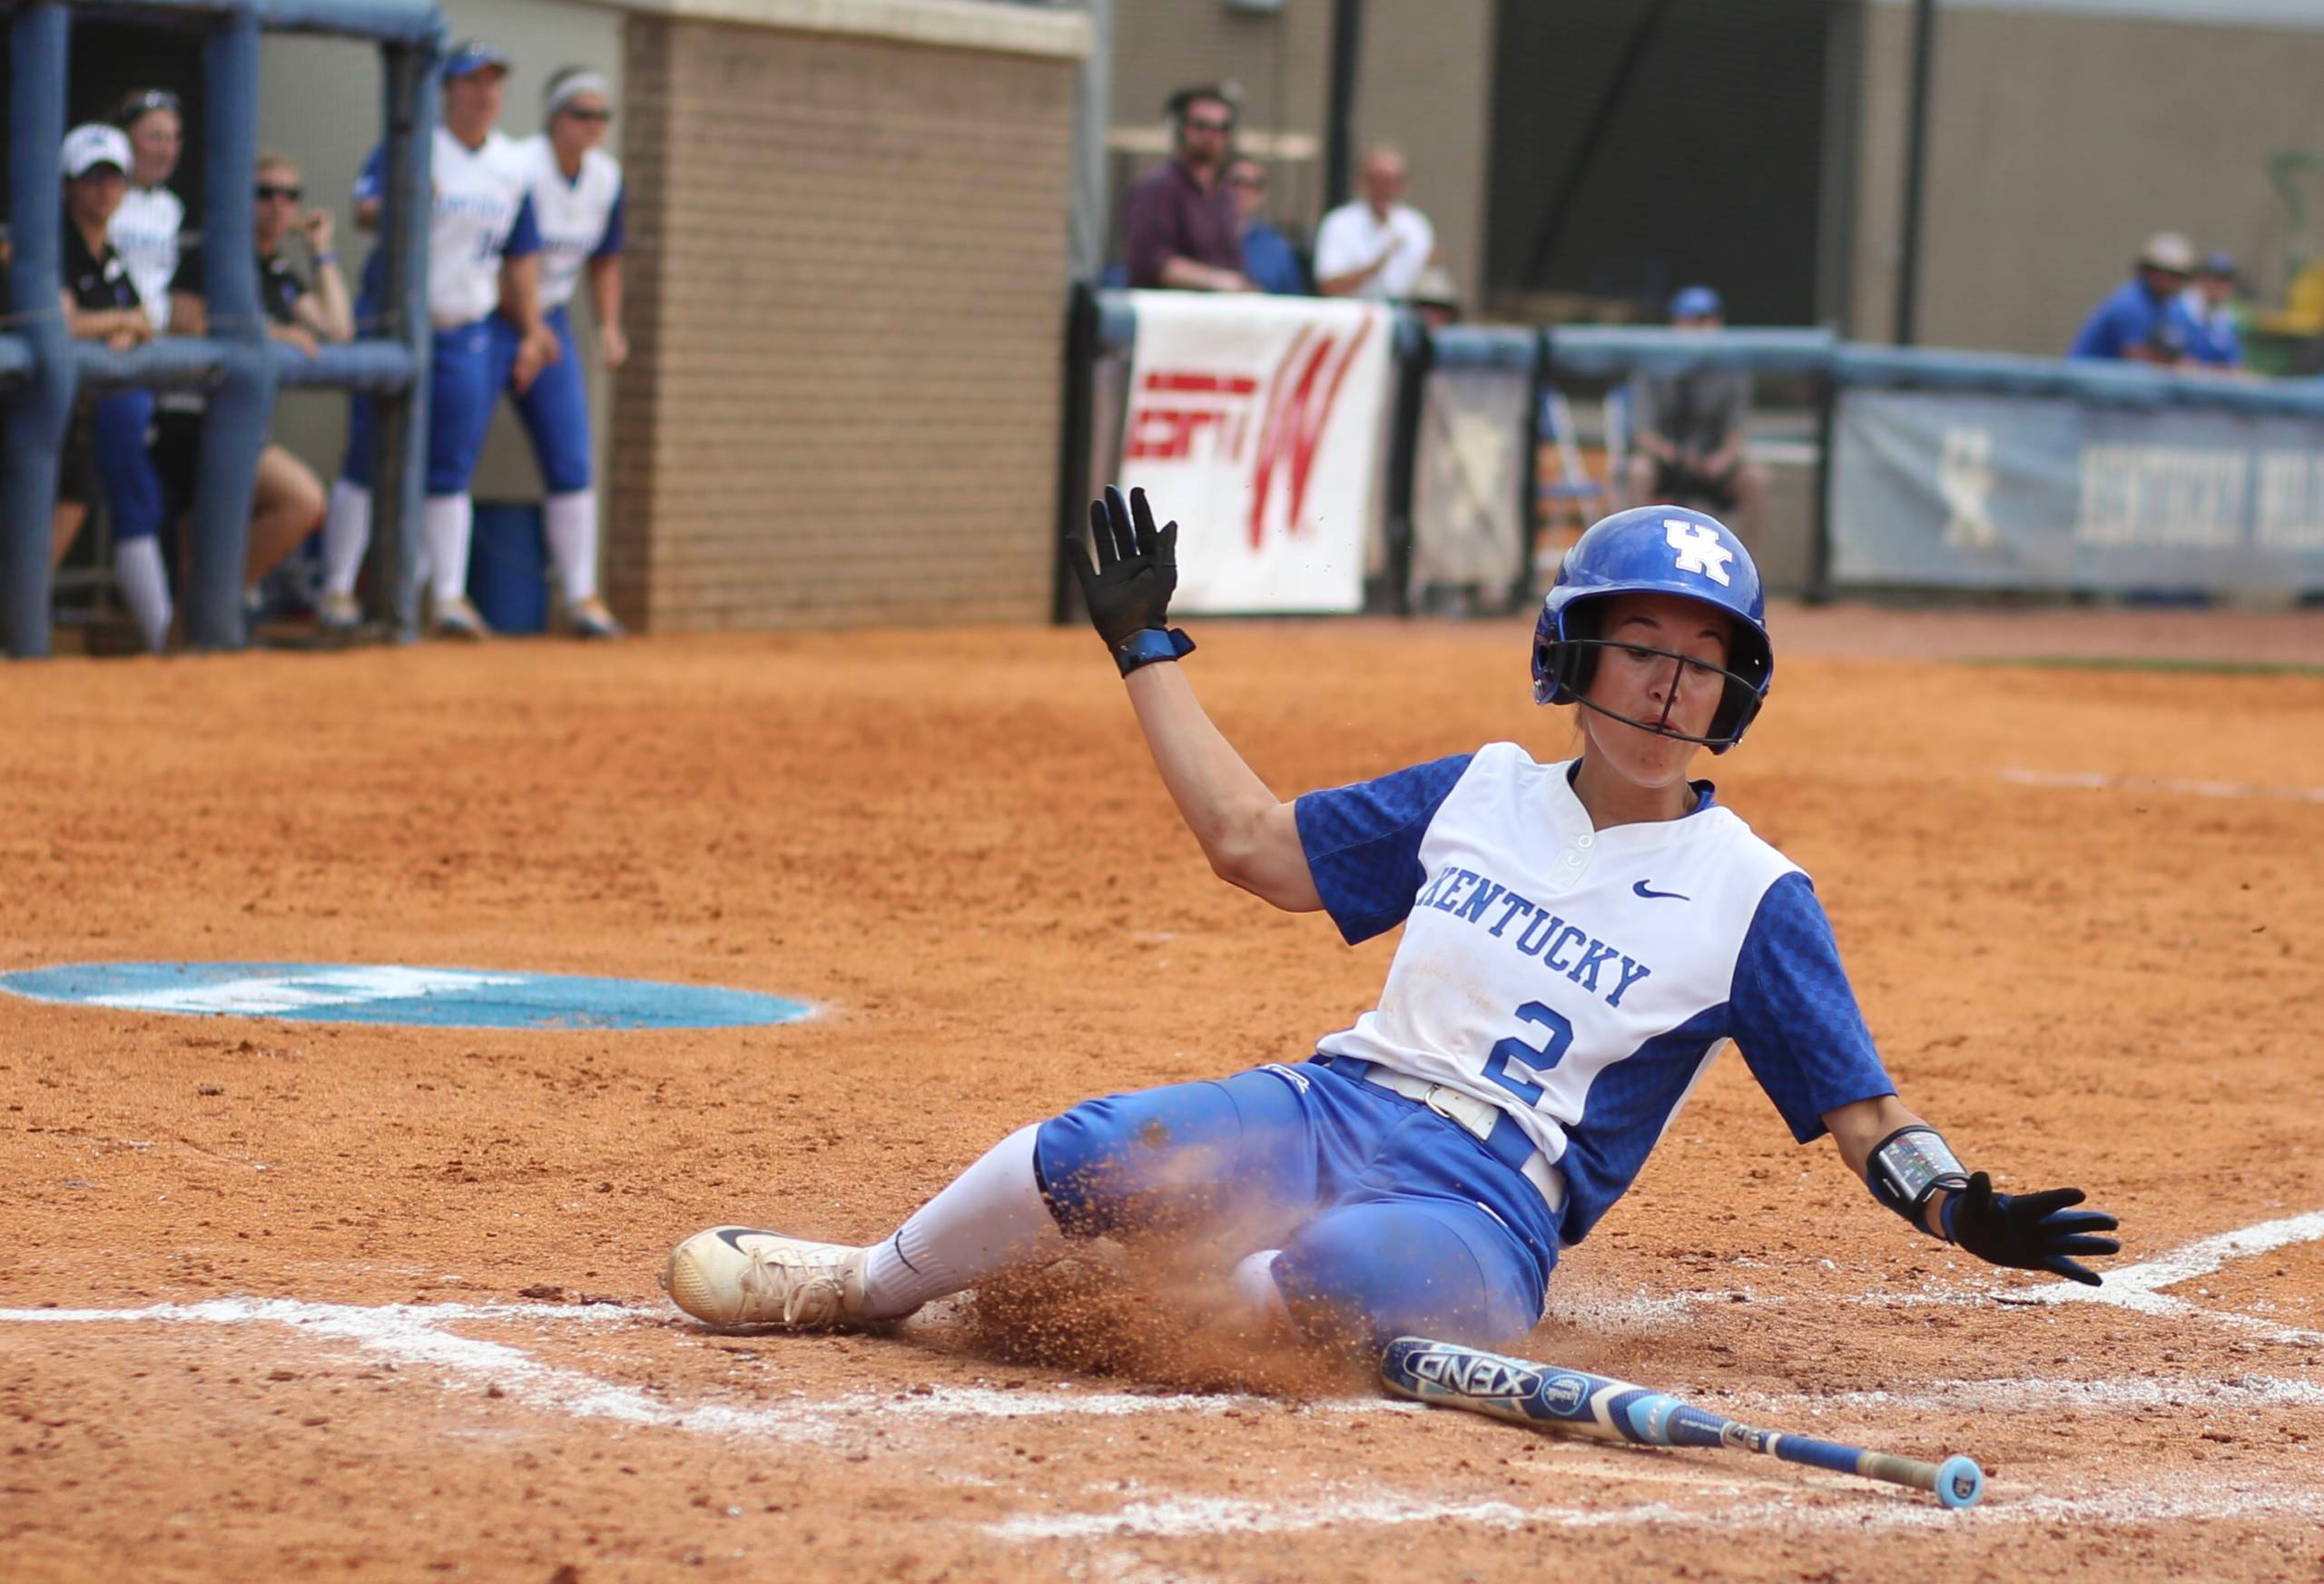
[
  {"xmin": 160, "ymin": 151, "xmax": 355, "ymax": 614},
  {"xmin": 53, "ymin": 123, "xmax": 172, "ymax": 653},
  {"xmin": 664, "ymin": 494, "xmax": 2121, "ymax": 1355},
  {"xmin": 317, "ymin": 40, "xmax": 559, "ymax": 639},
  {"xmin": 490, "ymin": 65, "xmax": 630, "ymax": 640}
]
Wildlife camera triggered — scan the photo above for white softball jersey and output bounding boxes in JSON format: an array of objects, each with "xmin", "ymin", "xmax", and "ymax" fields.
[
  {"xmin": 511, "ymin": 134, "xmax": 625, "ymax": 311},
  {"xmin": 109, "ymin": 183, "xmax": 183, "ymax": 331},
  {"xmin": 354, "ymin": 127, "xmax": 540, "ymax": 328},
  {"xmin": 1297, "ymin": 743, "xmax": 1895, "ymax": 1245}
]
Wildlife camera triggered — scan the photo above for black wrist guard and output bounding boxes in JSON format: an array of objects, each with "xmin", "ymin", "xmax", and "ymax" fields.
[
  {"xmin": 1867, "ymin": 1125, "xmax": 1970, "ymax": 1233},
  {"xmin": 1113, "ymin": 626, "xmax": 1196, "ymax": 676}
]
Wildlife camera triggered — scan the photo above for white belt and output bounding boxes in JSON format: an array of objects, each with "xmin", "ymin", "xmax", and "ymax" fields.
[{"xmin": 1337, "ymin": 1060, "xmax": 1566, "ymax": 1216}]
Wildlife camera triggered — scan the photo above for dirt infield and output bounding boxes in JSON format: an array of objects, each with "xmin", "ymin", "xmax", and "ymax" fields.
[{"xmin": 4, "ymin": 605, "xmax": 2322, "ymax": 1582}]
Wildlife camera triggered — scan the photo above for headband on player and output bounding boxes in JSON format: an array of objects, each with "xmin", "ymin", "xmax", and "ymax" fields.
[{"xmin": 545, "ymin": 70, "xmax": 612, "ymax": 117}]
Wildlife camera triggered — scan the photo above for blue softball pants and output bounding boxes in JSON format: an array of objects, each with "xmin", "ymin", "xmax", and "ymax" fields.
[
  {"xmin": 1034, "ymin": 1061, "xmax": 1559, "ymax": 1349},
  {"xmin": 93, "ymin": 389, "xmax": 164, "ymax": 543},
  {"xmin": 487, "ymin": 305, "xmax": 591, "ymax": 493},
  {"xmin": 339, "ymin": 312, "xmax": 498, "ymax": 495}
]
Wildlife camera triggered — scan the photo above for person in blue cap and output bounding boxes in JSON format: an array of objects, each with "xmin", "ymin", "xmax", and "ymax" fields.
[
  {"xmin": 2178, "ymin": 252, "xmax": 2244, "ymax": 372},
  {"xmin": 317, "ymin": 39, "xmax": 558, "ymax": 639},
  {"xmin": 1615, "ymin": 285, "xmax": 1768, "ymax": 551}
]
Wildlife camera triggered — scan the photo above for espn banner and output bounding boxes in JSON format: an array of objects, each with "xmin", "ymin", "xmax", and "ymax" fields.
[
  {"xmin": 1830, "ymin": 388, "xmax": 2324, "ymax": 591},
  {"xmin": 1118, "ymin": 291, "xmax": 1393, "ymax": 613}
]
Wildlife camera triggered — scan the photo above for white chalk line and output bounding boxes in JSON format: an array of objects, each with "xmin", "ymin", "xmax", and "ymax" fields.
[
  {"xmin": 0, "ymin": 1205, "xmax": 2315, "ymax": 1464},
  {"xmin": 2000, "ymin": 767, "xmax": 2324, "ymax": 805},
  {"xmin": 985, "ymin": 1481, "xmax": 2324, "ymax": 1543}
]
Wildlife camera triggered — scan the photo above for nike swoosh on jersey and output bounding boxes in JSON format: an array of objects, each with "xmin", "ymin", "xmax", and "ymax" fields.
[{"xmin": 1631, "ymin": 881, "xmax": 1690, "ymax": 901}]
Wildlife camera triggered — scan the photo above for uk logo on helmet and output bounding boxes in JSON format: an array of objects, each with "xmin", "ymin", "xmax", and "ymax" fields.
[{"xmin": 1664, "ymin": 520, "xmax": 1734, "ymax": 585}]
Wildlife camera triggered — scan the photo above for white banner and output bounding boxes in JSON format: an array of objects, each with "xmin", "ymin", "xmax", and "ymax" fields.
[{"xmin": 1118, "ymin": 290, "xmax": 1393, "ymax": 613}]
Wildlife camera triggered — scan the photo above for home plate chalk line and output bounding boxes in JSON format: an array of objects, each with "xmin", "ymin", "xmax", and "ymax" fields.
[{"xmin": 0, "ymin": 1207, "xmax": 2318, "ymax": 1534}]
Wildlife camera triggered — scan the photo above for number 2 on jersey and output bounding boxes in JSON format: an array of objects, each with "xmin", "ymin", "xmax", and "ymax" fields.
[{"xmin": 1481, "ymin": 1000, "xmax": 1573, "ymax": 1107}]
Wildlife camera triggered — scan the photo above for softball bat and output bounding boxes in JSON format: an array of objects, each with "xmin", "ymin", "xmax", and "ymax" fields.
[{"xmin": 1381, "ymin": 1335, "xmax": 1984, "ymax": 1510}]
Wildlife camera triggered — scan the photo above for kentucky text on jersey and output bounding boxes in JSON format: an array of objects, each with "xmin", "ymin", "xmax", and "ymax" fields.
[
  {"xmin": 1297, "ymin": 742, "xmax": 1895, "ymax": 1246},
  {"xmin": 1410, "ymin": 863, "xmax": 1652, "ymax": 1007}
]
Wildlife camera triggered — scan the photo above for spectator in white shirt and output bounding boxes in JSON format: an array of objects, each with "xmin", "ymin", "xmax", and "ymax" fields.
[
  {"xmin": 1313, "ymin": 146, "xmax": 1436, "ymax": 301},
  {"xmin": 109, "ymin": 87, "xmax": 185, "ymax": 333}
]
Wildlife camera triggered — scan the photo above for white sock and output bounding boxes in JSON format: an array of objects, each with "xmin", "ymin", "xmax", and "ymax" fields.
[
  {"xmin": 422, "ymin": 494, "xmax": 473, "ymax": 605},
  {"xmin": 321, "ymin": 480, "xmax": 372, "ymax": 596},
  {"xmin": 543, "ymin": 488, "xmax": 598, "ymax": 605},
  {"xmin": 860, "ymin": 1125, "xmax": 1064, "ymax": 1321},
  {"xmin": 113, "ymin": 536, "xmax": 173, "ymax": 653}
]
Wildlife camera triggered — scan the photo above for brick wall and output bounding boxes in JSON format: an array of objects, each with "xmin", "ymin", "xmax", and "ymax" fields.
[{"xmin": 609, "ymin": 17, "xmax": 1076, "ymax": 631}]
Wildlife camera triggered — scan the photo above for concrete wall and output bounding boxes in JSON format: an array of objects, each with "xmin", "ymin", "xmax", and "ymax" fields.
[
  {"xmin": 1850, "ymin": 2, "xmax": 2324, "ymax": 353},
  {"xmin": 1352, "ymin": 0, "xmax": 1492, "ymax": 313},
  {"xmin": 607, "ymin": 11, "xmax": 1079, "ymax": 630},
  {"xmin": 1108, "ymin": 0, "xmax": 1334, "ymax": 242}
]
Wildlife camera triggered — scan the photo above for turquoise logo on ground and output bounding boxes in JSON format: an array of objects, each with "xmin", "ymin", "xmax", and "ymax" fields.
[{"xmin": 0, "ymin": 962, "xmax": 813, "ymax": 1030}]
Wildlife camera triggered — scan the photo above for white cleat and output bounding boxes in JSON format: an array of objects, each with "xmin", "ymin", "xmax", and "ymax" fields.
[{"xmin": 665, "ymin": 1226, "xmax": 869, "ymax": 1329}]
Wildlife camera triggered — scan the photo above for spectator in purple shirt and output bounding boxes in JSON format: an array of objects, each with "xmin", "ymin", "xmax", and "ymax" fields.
[{"xmin": 1123, "ymin": 87, "xmax": 1249, "ymax": 291}]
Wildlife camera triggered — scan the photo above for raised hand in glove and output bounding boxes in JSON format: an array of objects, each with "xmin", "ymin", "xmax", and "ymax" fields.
[
  {"xmin": 1943, "ymin": 1171, "xmax": 2120, "ymax": 1286},
  {"xmin": 1066, "ymin": 486, "xmax": 1196, "ymax": 675}
]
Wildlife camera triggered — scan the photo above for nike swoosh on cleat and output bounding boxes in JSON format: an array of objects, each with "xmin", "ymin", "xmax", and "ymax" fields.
[
  {"xmin": 714, "ymin": 1227, "xmax": 773, "ymax": 1254},
  {"xmin": 1632, "ymin": 881, "xmax": 1689, "ymax": 901}
]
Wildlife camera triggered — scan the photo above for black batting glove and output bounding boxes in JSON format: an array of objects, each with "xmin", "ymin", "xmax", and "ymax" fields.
[
  {"xmin": 1943, "ymin": 1171, "xmax": 2121, "ymax": 1287},
  {"xmin": 1067, "ymin": 486, "xmax": 1195, "ymax": 674}
]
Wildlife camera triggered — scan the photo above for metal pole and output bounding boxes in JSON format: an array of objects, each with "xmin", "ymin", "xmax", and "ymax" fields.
[
  {"xmin": 2, "ymin": 2, "xmax": 74, "ymax": 660},
  {"xmin": 184, "ymin": 7, "xmax": 272, "ymax": 651},
  {"xmin": 1893, "ymin": 0, "xmax": 1937, "ymax": 345},
  {"xmin": 1065, "ymin": 0, "xmax": 1113, "ymax": 285},
  {"xmin": 1050, "ymin": 280, "xmax": 1098, "ymax": 627},
  {"xmin": 1324, "ymin": 0, "xmax": 1364, "ymax": 212},
  {"xmin": 1514, "ymin": 329, "xmax": 1548, "ymax": 609},
  {"xmin": 1382, "ymin": 308, "xmax": 1428, "ymax": 616},
  {"xmin": 371, "ymin": 42, "xmax": 437, "ymax": 642}
]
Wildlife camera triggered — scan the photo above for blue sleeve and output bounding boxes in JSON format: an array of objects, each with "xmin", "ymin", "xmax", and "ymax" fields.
[
  {"xmin": 504, "ymin": 194, "xmax": 542, "ymax": 260},
  {"xmin": 2067, "ymin": 302, "xmax": 2121, "ymax": 359},
  {"xmin": 593, "ymin": 185, "xmax": 625, "ymax": 259},
  {"xmin": 1293, "ymin": 753, "xmax": 1474, "ymax": 945},
  {"xmin": 1728, "ymin": 871, "xmax": 1896, "ymax": 1143},
  {"xmin": 352, "ymin": 143, "xmax": 387, "ymax": 204}
]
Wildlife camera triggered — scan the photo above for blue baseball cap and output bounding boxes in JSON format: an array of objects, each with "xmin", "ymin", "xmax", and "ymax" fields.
[
  {"xmin": 2200, "ymin": 251, "xmax": 2238, "ymax": 280},
  {"xmin": 444, "ymin": 40, "xmax": 512, "ymax": 80},
  {"xmin": 1669, "ymin": 285, "xmax": 1723, "ymax": 320}
]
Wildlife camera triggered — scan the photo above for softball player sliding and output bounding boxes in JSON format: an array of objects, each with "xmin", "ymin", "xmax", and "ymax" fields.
[
  {"xmin": 488, "ymin": 67, "xmax": 628, "ymax": 639},
  {"xmin": 667, "ymin": 498, "xmax": 2120, "ymax": 1351},
  {"xmin": 319, "ymin": 40, "xmax": 559, "ymax": 639}
]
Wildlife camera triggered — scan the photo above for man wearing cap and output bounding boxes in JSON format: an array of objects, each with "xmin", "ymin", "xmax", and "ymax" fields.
[
  {"xmin": 109, "ymin": 87, "xmax": 184, "ymax": 333},
  {"xmin": 1615, "ymin": 285, "xmax": 1768, "ymax": 550},
  {"xmin": 2069, "ymin": 233, "xmax": 2196, "ymax": 363},
  {"xmin": 54, "ymin": 123, "xmax": 173, "ymax": 652},
  {"xmin": 2179, "ymin": 252, "xmax": 2244, "ymax": 371},
  {"xmin": 319, "ymin": 39, "xmax": 558, "ymax": 640}
]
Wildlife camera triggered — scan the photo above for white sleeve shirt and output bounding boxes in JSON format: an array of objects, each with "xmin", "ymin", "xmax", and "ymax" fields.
[
  {"xmin": 109, "ymin": 184, "xmax": 183, "ymax": 331},
  {"xmin": 1312, "ymin": 201, "xmax": 1435, "ymax": 300}
]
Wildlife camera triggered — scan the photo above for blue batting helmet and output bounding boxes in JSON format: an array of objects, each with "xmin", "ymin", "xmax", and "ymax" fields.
[{"xmin": 1531, "ymin": 506, "xmax": 1774, "ymax": 753}]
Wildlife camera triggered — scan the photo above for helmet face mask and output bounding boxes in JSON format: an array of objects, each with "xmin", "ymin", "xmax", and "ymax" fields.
[{"xmin": 1531, "ymin": 506, "xmax": 1774, "ymax": 755}]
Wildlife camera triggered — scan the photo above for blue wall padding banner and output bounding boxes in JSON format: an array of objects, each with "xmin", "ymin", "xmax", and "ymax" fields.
[
  {"xmin": 0, "ymin": 962, "xmax": 814, "ymax": 1030},
  {"xmin": 1829, "ymin": 387, "xmax": 2324, "ymax": 592}
]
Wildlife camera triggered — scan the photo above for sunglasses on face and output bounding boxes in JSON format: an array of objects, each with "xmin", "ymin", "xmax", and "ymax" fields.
[
  {"xmin": 561, "ymin": 107, "xmax": 614, "ymax": 123},
  {"xmin": 1228, "ymin": 174, "xmax": 1265, "ymax": 189},
  {"xmin": 255, "ymin": 182, "xmax": 302, "ymax": 202},
  {"xmin": 121, "ymin": 89, "xmax": 181, "ymax": 121},
  {"xmin": 1185, "ymin": 116, "xmax": 1232, "ymax": 133}
]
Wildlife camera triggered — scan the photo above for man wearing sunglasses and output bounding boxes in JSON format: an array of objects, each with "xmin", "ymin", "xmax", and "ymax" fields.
[
  {"xmin": 110, "ymin": 87, "xmax": 185, "ymax": 332},
  {"xmin": 162, "ymin": 153, "xmax": 354, "ymax": 614},
  {"xmin": 1123, "ymin": 86, "xmax": 1250, "ymax": 292}
]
